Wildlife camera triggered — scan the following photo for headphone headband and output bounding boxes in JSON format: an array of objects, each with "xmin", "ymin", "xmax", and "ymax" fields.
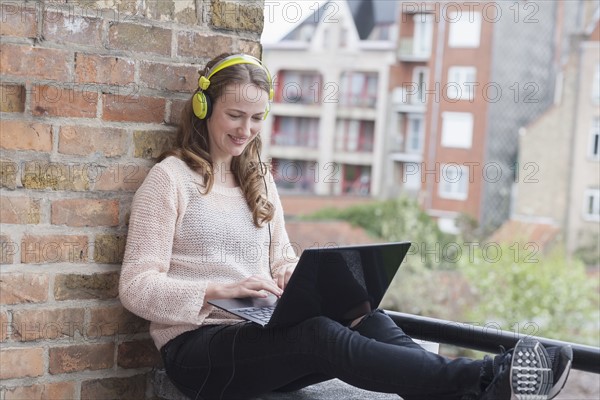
[{"xmin": 198, "ymin": 54, "xmax": 274, "ymax": 101}]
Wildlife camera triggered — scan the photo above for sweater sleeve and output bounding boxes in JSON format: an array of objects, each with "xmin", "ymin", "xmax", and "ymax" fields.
[
  {"xmin": 266, "ymin": 173, "xmax": 299, "ymax": 275},
  {"xmin": 119, "ymin": 164, "xmax": 209, "ymax": 326}
]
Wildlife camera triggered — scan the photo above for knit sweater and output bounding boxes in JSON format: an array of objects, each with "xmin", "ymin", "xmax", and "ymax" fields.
[{"xmin": 119, "ymin": 156, "xmax": 298, "ymax": 350}]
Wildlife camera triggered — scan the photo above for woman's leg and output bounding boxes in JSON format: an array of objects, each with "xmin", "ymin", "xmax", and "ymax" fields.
[{"xmin": 162, "ymin": 317, "xmax": 483, "ymax": 400}]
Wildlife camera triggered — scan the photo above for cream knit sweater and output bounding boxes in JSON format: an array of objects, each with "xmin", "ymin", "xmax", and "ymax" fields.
[{"xmin": 119, "ymin": 156, "xmax": 298, "ymax": 350}]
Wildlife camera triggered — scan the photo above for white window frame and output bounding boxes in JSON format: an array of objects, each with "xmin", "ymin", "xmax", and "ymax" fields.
[
  {"xmin": 438, "ymin": 164, "xmax": 469, "ymax": 200},
  {"xmin": 592, "ymin": 63, "xmax": 600, "ymax": 104},
  {"xmin": 448, "ymin": 11, "xmax": 482, "ymax": 48},
  {"xmin": 403, "ymin": 162, "xmax": 421, "ymax": 191},
  {"xmin": 412, "ymin": 67, "xmax": 429, "ymax": 104},
  {"xmin": 583, "ymin": 189, "xmax": 600, "ymax": 221},
  {"xmin": 446, "ymin": 66, "xmax": 477, "ymax": 101},
  {"xmin": 589, "ymin": 117, "xmax": 599, "ymax": 161},
  {"xmin": 406, "ymin": 114, "xmax": 424, "ymax": 153},
  {"xmin": 413, "ymin": 13, "xmax": 433, "ymax": 57},
  {"xmin": 441, "ymin": 112, "xmax": 474, "ymax": 148}
]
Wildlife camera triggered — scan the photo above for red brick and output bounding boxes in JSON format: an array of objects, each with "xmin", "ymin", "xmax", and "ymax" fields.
[
  {"xmin": 118, "ymin": 338, "xmax": 162, "ymax": 368},
  {"xmin": 0, "ymin": 272, "xmax": 49, "ymax": 305},
  {"xmin": 31, "ymin": 84, "xmax": 98, "ymax": 118},
  {"xmin": 1, "ymin": 160, "xmax": 18, "ymax": 190},
  {"xmin": 43, "ymin": 11, "xmax": 103, "ymax": 47},
  {"xmin": 177, "ymin": 30, "xmax": 232, "ymax": 58},
  {"xmin": 167, "ymin": 98, "xmax": 188, "ymax": 125},
  {"xmin": 133, "ymin": 130, "xmax": 176, "ymax": 159},
  {"xmin": 0, "ymin": 120, "xmax": 52, "ymax": 151},
  {"xmin": 81, "ymin": 375, "xmax": 146, "ymax": 400},
  {"xmin": 1, "ymin": 234, "xmax": 16, "ymax": 264},
  {"xmin": 21, "ymin": 235, "xmax": 88, "ymax": 264},
  {"xmin": 58, "ymin": 125, "xmax": 128, "ymax": 157},
  {"xmin": 0, "ymin": 5, "xmax": 37, "ymax": 38},
  {"xmin": 0, "ymin": 44, "xmax": 71, "ymax": 81},
  {"xmin": 0, "ymin": 196, "xmax": 41, "ymax": 224},
  {"xmin": 94, "ymin": 163, "xmax": 150, "ymax": 192},
  {"xmin": 209, "ymin": 0, "xmax": 264, "ymax": 33},
  {"xmin": 22, "ymin": 161, "xmax": 90, "ymax": 191},
  {"xmin": 4, "ymin": 382, "xmax": 76, "ymax": 400},
  {"xmin": 0, "ymin": 311, "xmax": 8, "ymax": 341},
  {"xmin": 74, "ymin": 53, "xmax": 135, "ymax": 86},
  {"xmin": 0, "ymin": 347, "xmax": 44, "ymax": 379},
  {"xmin": 0, "ymin": 83, "xmax": 26, "ymax": 112},
  {"xmin": 51, "ymin": 198, "xmax": 119, "ymax": 227},
  {"xmin": 102, "ymin": 93, "xmax": 165, "ymax": 123},
  {"xmin": 93, "ymin": 234, "xmax": 126, "ymax": 264},
  {"xmin": 108, "ymin": 22, "xmax": 171, "ymax": 56},
  {"xmin": 12, "ymin": 308, "xmax": 85, "ymax": 341},
  {"xmin": 54, "ymin": 272, "xmax": 119, "ymax": 300},
  {"xmin": 140, "ymin": 61, "xmax": 198, "ymax": 92},
  {"xmin": 49, "ymin": 343, "xmax": 114, "ymax": 374},
  {"xmin": 89, "ymin": 305, "xmax": 149, "ymax": 337}
]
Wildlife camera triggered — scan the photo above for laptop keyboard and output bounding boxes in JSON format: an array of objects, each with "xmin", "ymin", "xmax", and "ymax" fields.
[{"xmin": 238, "ymin": 306, "xmax": 276, "ymax": 324}]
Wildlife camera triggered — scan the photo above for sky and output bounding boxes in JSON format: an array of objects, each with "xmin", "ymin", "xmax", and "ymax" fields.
[{"xmin": 261, "ymin": 0, "xmax": 328, "ymax": 44}]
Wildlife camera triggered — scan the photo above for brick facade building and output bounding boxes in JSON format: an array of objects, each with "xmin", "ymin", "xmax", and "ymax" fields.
[{"xmin": 0, "ymin": 0, "xmax": 264, "ymax": 398}]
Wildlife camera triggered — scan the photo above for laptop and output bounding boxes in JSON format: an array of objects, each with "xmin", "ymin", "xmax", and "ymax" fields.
[{"xmin": 208, "ymin": 242, "xmax": 411, "ymax": 328}]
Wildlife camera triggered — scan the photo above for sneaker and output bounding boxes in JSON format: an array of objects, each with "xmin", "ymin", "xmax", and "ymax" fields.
[
  {"xmin": 545, "ymin": 345, "xmax": 573, "ymax": 399},
  {"xmin": 480, "ymin": 338, "xmax": 554, "ymax": 400}
]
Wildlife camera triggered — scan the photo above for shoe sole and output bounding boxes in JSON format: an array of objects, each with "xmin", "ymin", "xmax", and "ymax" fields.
[{"xmin": 510, "ymin": 338, "xmax": 553, "ymax": 400}]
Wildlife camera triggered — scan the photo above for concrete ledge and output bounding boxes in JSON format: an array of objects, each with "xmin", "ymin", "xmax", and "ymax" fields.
[
  {"xmin": 153, "ymin": 341, "xmax": 437, "ymax": 399},
  {"xmin": 153, "ymin": 369, "xmax": 399, "ymax": 399}
]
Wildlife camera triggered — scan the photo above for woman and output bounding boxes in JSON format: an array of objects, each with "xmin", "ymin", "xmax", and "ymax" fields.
[{"xmin": 119, "ymin": 53, "xmax": 572, "ymax": 400}]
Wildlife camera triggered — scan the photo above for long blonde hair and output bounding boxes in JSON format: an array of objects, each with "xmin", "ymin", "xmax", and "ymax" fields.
[{"xmin": 160, "ymin": 53, "xmax": 275, "ymax": 227}]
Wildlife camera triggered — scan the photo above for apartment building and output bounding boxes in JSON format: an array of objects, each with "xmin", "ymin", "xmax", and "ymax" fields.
[
  {"xmin": 262, "ymin": 0, "xmax": 398, "ymax": 197},
  {"xmin": 386, "ymin": 1, "xmax": 584, "ymax": 233},
  {"xmin": 263, "ymin": 0, "xmax": 586, "ymax": 234},
  {"xmin": 513, "ymin": 11, "xmax": 600, "ymax": 261}
]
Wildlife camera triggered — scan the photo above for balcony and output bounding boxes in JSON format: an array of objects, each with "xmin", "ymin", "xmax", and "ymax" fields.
[
  {"xmin": 397, "ymin": 38, "xmax": 431, "ymax": 62},
  {"xmin": 391, "ymin": 87, "xmax": 426, "ymax": 113}
]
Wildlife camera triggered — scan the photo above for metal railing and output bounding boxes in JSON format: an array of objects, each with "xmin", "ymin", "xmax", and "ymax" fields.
[{"xmin": 386, "ymin": 311, "xmax": 600, "ymax": 374}]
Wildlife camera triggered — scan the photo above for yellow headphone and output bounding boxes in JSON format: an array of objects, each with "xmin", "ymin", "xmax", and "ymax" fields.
[{"xmin": 192, "ymin": 54, "xmax": 274, "ymax": 120}]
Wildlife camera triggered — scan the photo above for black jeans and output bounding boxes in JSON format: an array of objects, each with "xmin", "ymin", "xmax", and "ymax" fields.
[{"xmin": 161, "ymin": 310, "xmax": 484, "ymax": 400}]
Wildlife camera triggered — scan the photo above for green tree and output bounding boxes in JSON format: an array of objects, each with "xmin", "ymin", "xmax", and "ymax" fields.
[{"xmin": 458, "ymin": 243, "xmax": 599, "ymax": 345}]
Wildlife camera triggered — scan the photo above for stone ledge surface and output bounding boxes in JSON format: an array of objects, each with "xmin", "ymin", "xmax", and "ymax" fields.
[{"xmin": 153, "ymin": 369, "xmax": 399, "ymax": 400}]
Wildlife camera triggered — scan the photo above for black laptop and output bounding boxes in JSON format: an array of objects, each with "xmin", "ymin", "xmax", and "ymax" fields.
[{"xmin": 208, "ymin": 242, "xmax": 411, "ymax": 328}]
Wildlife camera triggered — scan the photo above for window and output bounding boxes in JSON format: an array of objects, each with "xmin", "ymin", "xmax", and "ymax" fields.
[
  {"xmin": 341, "ymin": 164, "xmax": 371, "ymax": 195},
  {"xmin": 271, "ymin": 117, "xmax": 319, "ymax": 148},
  {"xmin": 339, "ymin": 72, "xmax": 378, "ymax": 108},
  {"xmin": 278, "ymin": 70, "xmax": 321, "ymax": 104},
  {"xmin": 592, "ymin": 63, "xmax": 600, "ymax": 104},
  {"xmin": 412, "ymin": 67, "xmax": 429, "ymax": 104},
  {"xmin": 448, "ymin": 11, "xmax": 482, "ymax": 48},
  {"xmin": 271, "ymin": 158, "xmax": 316, "ymax": 193},
  {"xmin": 406, "ymin": 115, "xmax": 424, "ymax": 153},
  {"xmin": 447, "ymin": 66, "xmax": 477, "ymax": 101},
  {"xmin": 441, "ymin": 112, "xmax": 474, "ymax": 148},
  {"xmin": 335, "ymin": 119, "xmax": 375, "ymax": 152},
  {"xmin": 583, "ymin": 189, "xmax": 600, "ymax": 221},
  {"xmin": 403, "ymin": 162, "xmax": 421, "ymax": 190},
  {"xmin": 590, "ymin": 117, "xmax": 599, "ymax": 160},
  {"xmin": 438, "ymin": 164, "xmax": 469, "ymax": 200},
  {"xmin": 413, "ymin": 14, "xmax": 433, "ymax": 56}
]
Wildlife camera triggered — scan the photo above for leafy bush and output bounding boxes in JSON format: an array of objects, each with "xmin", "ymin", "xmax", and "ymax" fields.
[{"xmin": 459, "ymin": 243, "xmax": 599, "ymax": 346}]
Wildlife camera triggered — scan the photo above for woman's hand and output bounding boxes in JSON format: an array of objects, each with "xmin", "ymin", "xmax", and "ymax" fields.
[
  {"xmin": 206, "ymin": 275, "xmax": 283, "ymax": 301},
  {"xmin": 273, "ymin": 264, "xmax": 296, "ymax": 291}
]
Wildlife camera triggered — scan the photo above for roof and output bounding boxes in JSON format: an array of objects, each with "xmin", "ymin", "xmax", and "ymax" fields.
[
  {"xmin": 488, "ymin": 220, "xmax": 561, "ymax": 251},
  {"xmin": 281, "ymin": 0, "xmax": 398, "ymax": 42}
]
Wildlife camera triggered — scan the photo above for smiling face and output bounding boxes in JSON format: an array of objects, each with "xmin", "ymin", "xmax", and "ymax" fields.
[{"xmin": 206, "ymin": 83, "xmax": 269, "ymax": 169}]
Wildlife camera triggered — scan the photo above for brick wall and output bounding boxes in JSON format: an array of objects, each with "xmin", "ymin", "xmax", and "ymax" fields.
[{"xmin": 0, "ymin": 0, "xmax": 264, "ymax": 398}]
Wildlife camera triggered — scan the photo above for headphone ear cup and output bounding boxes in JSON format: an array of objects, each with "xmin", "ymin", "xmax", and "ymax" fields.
[{"xmin": 192, "ymin": 92, "xmax": 212, "ymax": 119}]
